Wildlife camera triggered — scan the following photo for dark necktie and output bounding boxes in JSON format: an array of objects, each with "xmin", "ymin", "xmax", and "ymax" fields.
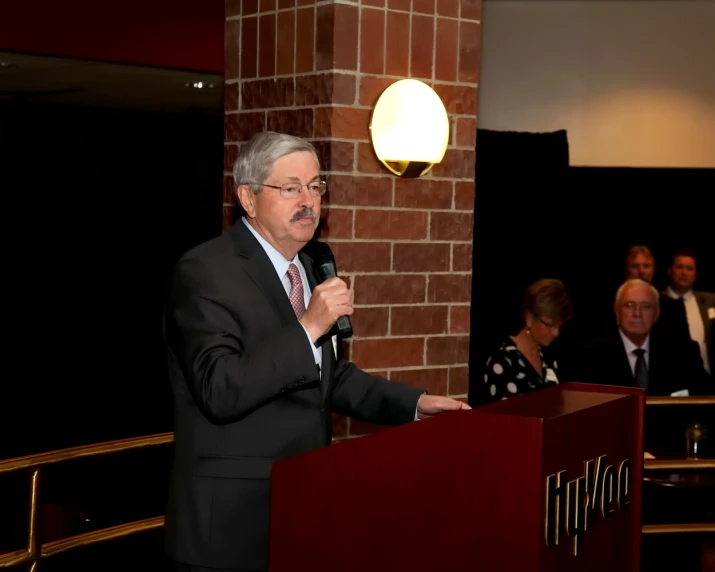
[
  {"xmin": 633, "ymin": 348, "xmax": 648, "ymax": 390},
  {"xmin": 286, "ymin": 263, "xmax": 306, "ymax": 319}
]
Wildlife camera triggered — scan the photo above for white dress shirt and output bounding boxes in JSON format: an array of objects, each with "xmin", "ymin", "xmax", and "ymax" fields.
[
  {"xmin": 242, "ymin": 217, "xmax": 322, "ymax": 368},
  {"xmin": 619, "ymin": 330, "xmax": 650, "ymax": 376},
  {"xmin": 665, "ymin": 287, "xmax": 709, "ymax": 374}
]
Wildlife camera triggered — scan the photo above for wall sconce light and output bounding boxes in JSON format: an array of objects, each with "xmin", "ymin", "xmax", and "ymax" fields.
[{"xmin": 369, "ymin": 79, "xmax": 450, "ymax": 178}]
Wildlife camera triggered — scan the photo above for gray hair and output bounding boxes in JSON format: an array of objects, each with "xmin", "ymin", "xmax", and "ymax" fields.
[
  {"xmin": 232, "ymin": 131, "xmax": 320, "ymax": 195},
  {"xmin": 614, "ymin": 278, "xmax": 660, "ymax": 310}
]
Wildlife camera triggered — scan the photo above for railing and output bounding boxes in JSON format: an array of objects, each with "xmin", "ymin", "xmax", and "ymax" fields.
[
  {"xmin": 1, "ymin": 397, "xmax": 713, "ymax": 568},
  {"xmin": 642, "ymin": 394, "xmax": 715, "ymax": 536},
  {"xmin": 646, "ymin": 396, "xmax": 715, "ymax": 406},
  {"xmin": 0, "ymin": 433, "xmax": 173, "ymax": 570}
]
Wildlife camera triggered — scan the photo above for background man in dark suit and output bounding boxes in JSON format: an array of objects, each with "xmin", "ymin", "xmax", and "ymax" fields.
[
  {"xmin": 564, "ymin": 278, "xmax": 708, "ymax": 397},
  {"xmin": 163, "ymin": 131, "xmax": 469, "ymax": 572},
  {"xmin": 662, "ymin": 250, "xmax": 715, "ymax": 378}
]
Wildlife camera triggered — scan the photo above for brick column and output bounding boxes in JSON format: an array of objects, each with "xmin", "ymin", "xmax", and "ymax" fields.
[{"xmin": 224, "ymin": 0, "xmax": 481, "ymax": 438}]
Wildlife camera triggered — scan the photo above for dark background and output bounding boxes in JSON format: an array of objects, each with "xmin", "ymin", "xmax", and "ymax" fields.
[
  {"xmin": 0, "ymin": 100, "xmax": 222, "ymax": 567},
  {"xmin": 469, "ymin": 128, "xmax": 715, "ymax": 406},
  {"xmin": 0, "ymin": 99, "xmax": 223, "ymax": 455}
]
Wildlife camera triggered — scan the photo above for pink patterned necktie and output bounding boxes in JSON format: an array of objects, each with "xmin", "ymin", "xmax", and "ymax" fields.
[{"xmin": 286, "ymin": 263, "xmax": 306, "ymax": 319}]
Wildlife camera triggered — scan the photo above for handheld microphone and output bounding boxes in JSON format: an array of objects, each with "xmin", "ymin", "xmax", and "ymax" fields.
[{"xmin": 313, "ymin": 244, "xmax": 353, "ymax": 339}]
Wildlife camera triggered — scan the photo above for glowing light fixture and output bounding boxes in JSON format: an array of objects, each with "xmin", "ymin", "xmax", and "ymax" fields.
[{"xmin": 369, "ymin": 79, "xmax": 450, "ymax": 178}]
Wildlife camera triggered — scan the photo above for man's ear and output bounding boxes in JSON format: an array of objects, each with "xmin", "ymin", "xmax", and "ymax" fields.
[{"xmin": 238, "ymin": 185, "xmax": 256, "ymax": 218}]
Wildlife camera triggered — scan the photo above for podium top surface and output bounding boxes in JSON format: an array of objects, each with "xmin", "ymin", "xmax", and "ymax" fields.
[{"xmin": 479, "ymin": 382, "xmax": 642, "ymax": 420}]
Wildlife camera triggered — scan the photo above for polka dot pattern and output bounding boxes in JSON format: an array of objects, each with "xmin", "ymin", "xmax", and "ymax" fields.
[{"xmin": 481, "ymin": 336, "xmax": 560, "ymax": 404}]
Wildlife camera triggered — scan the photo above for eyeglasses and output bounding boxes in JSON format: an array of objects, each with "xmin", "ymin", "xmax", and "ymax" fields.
[
  {"xmin": 246, "ymin": 181, "xmax": 327, "ymax": 199},
  {"xmin": 622, "ymin": 301, "xmax": 655, "ymax": 311},
  {"xmin": 538, "ymin": 317, "xmax": 562, "ymax": 330}
]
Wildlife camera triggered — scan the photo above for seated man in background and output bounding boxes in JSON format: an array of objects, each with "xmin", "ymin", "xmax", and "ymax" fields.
[{"xmin": 563, "ymin": 278, "xmax": 708, "ymax": 397}]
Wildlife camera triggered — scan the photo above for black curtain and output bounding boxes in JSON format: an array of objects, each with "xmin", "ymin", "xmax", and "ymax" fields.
[
  {"xmin": 0, "ymin": 100, "xmax": 224, "ymax": 457},
  {"xmin": 469, "ymin": 128, "xmax": 570, "ymax": 406}
]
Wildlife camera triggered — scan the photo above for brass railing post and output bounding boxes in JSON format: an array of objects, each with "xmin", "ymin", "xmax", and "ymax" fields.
[{"xmin": 28, "ymin": 469, "xmax": 41, "ymax": 571}]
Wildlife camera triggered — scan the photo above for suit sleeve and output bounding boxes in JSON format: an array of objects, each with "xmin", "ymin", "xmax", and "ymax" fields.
[
  {"xmin": 328, "ymin": 361, "xmax": 423, "ymax": 426},
  {"xmin": 164, "ymin": 257, "xmax": 320, "ymax": 424}
]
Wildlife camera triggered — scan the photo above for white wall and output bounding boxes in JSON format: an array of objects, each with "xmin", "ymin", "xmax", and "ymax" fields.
[{"xmin": 478, "ymin": 0, "xmax": 715, "ymax": 167}]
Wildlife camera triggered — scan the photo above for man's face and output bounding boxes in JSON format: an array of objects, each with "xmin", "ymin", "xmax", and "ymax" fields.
[
  {"xmin": 626, "ymin": 254, "xmax": 655, "ymax": 283},
  {"xmin": 668, "ymin": 256, "xmax": 697, "ymax": 291},
  {"xmin": 240, "ymin": 151, "xmax": 321, "ymax": 259},
  {"xmin": 615, "ymin": 284, "xmax": 659, "ymax": 338}
]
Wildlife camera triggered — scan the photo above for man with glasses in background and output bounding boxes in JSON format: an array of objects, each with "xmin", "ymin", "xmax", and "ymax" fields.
[
  {"xmin": 565, "ymin": 278, "xmax": 708, "ymax": 397},
  {"xmin": 162, "ymin": 131, "xmax": 469, "ymax": 572}
]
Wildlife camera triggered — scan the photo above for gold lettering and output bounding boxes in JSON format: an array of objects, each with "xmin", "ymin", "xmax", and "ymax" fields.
[
  {"xmin": 545, "ymin": 471, "xmax": 566, "ymax": 547},
  {"xmin": 565, "ymin": 476, "xmax": 587, "ymax": 556},
  {"xmin": 544, "ymin": 456, "xmax": 630, "ymax": 556},
  {"xmin": 584, "ymin": 455, "xmax": 605, "ymax": 531},
  {"xmin": 600, "ymin": 465, "xmax": 616, "ymax": 519},
  {"xmin": 617, "ymin": 459, "xmax": 631, "ymax": 511}
]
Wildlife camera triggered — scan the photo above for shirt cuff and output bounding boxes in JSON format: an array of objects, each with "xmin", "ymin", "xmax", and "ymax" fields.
[{"xmin": 299, "ymin": 322, "xmax": 322, "ymax": 364}]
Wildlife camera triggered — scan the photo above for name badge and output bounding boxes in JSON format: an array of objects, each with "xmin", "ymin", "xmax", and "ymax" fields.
[{"xmin": 545, "ymin": 368, "xmax": 559, "ymax": 383}]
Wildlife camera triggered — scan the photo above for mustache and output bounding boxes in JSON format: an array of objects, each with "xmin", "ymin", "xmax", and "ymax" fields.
[{"xmin": 290, "ymin": 208, "xmax": 317, "ymax": 223}]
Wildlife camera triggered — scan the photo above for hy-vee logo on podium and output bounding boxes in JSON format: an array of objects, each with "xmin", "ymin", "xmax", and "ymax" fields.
[{"xmin": 544, "ymin": 453, "xmax": 631, "ymax": 556}]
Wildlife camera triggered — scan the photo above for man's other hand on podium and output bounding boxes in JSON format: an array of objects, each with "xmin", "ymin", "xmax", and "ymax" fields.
[{"xmin": 416, "ymin": 395, "xmax": 471, "ymax": 419}]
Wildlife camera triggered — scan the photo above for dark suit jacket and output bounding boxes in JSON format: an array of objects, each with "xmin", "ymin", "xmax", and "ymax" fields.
[
  {"xmin": 562, "ymin": 328, "xmax": 709, "ymax": 397},
  {"xmin": 659, "ymin": 289, "xmax": 715, "ymax": 377},
  {"xmin": 163, "ymin": 221, "xmax": 423, "ymax": 571},
  {"xmin": 653, "ymin": 293, "xmax": 690, "ymax": 342},
  {"xmin": 691, "ymin": 290, "xmax": 714, "ymax": 376}
]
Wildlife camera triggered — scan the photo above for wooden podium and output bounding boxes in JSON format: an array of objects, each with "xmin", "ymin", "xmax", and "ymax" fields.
[{"xmin": 269, "ymin": 382, "xmax": 645, "ymax": 571}]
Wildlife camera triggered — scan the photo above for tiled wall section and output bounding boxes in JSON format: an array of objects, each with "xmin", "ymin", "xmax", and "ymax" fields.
[{"xmin": 224, "ymin": 0, "xmax": 481, "ymax": 438}]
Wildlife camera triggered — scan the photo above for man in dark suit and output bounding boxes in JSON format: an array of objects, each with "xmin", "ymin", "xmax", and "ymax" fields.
[
  {"xmin": 662, "ymin": 250, "xmax": 715, "ymax": 378},
  {"xmin": 163, "ymin": 131, "xmax": 469, "ymax": 572},
  {"xmin": 564, "ymin": 278, "xmax": 708, "ymax": 397}
]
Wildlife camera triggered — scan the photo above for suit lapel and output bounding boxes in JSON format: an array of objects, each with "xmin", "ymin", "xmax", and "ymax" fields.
[
  {"xmin": 230, "ymin": 221, "xmax": 295, "ymax": 326},
  {"xmin": 696, "ymin": 292, "xmax": 711, "ymax": 346},
  {"xmin": 611, "ymin": 336, "xmax": 636, "ymax": 386},
  {"xmin": 647, "ymin": 335, "xmax": 663, "ymax": 392},
  {"xmin": 230, "ymin": 222, "xmax": 335, "ymax": 398}
]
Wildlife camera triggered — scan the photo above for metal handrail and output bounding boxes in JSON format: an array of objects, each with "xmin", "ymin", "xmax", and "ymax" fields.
[
  {"xmin": 0, "ymin": 432, "xmax": 174, "ymax": 475},
  {"xmin": 0, "ymin": 433, "xmax": 174, "ymax": 570},
  {"xmin": 645, "ymin": 458, "xmax": 715, "ymax": 470},
  {"xmin": 642, "ymin": 523, "xmax": 715, "ymax": 534},
  {"xmin": 646, "ymin": 396, "xmax": 715, "ymax": 405}
]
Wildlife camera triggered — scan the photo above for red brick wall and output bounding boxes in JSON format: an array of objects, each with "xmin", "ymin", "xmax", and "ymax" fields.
[{"xmin": 224, "ymin": 0, "xmax": 481, "ymax": 438}]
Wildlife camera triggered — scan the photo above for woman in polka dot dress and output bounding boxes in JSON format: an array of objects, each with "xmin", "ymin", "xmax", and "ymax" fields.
[{"xmin": 483, "ymin": 278, "xmax": 573, "ymax": 403}]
